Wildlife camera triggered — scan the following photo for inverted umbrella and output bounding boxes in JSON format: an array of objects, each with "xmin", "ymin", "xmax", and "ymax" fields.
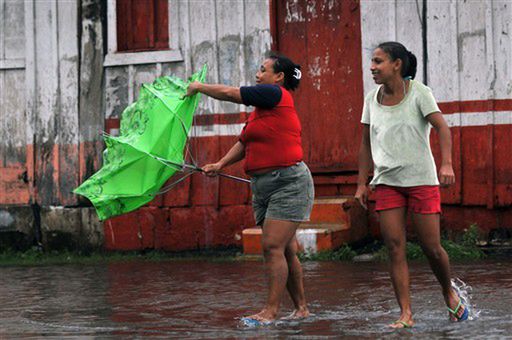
[{"xmin": 74, "ymin": 66, "xmax": 215, "ymax": 220}]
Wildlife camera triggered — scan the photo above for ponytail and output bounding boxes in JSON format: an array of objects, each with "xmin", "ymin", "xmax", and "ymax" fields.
[{"xmin": 268, "ymin": 53, "xmax": 301, "ymax": 91}]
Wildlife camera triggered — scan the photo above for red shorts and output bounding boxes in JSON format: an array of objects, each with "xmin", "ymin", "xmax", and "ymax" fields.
[{"xmin": 373, "ymin": 185, "xmax": 441, "ymax": 214}]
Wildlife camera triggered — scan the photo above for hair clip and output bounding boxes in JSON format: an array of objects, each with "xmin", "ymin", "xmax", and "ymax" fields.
[{"xmin": 293, "ymin": 68, "xmax": 302, "ymax": 80}]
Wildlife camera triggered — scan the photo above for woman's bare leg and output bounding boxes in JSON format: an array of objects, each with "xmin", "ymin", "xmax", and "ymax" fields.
[
  {"xmin": 283, "ymin": 236, "xmax": 309, "ymax": 319},
  {"xmin": 412, "ymin": 213, "xmax": 466, "ymax": 320},
  {"xmin": 379, "ymin": 207, "xmax": 414, "ymax": 328},
  {"xmin": 245, "ymin": 219, "xmax": 299, "ymax": 322}
]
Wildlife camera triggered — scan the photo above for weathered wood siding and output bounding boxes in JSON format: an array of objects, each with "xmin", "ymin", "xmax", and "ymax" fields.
[
  {"xmin": 1, "ymin": 0, "xmax": 103, "ymax": 208},
  {"xmin": 1, "ymin": 0, "xmax": 511, "ymax": 250},
  {"xmin": 0, "ymin": 0, "xmax": 28, "ymax": 204}
]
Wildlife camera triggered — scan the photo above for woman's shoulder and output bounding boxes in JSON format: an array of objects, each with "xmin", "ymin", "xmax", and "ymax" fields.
[
  {"xmin": 410, "ymin": 79, "xmax": 434, "ymax": 95},
  {"xmin": 364, "ymin": 87, "xmax": 379, "ymax": 103}
]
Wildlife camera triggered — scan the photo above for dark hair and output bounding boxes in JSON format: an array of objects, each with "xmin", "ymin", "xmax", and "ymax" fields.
[
  {"xmin": 377, "ymin": 42, "xmax": 417, "ymax": 79},
  {"xmin": 267, "ymin": 53, "xmax": 301, "ymax": 91}
]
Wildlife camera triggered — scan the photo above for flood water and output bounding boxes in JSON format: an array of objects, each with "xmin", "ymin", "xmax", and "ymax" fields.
[{"xmin": 0, "ymin": 258, "xmax": 510, "ymax": 338}]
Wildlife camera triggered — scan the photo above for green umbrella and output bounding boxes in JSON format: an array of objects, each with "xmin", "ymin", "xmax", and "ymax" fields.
[{"xmin": 74, "ymin": 66, "xmax": 208, "ymax": 220}]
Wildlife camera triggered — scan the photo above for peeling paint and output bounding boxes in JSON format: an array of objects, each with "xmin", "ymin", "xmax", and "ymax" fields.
[{"xmin": 285, "ymin": 0, "xmax": 305, "ymax": 23}]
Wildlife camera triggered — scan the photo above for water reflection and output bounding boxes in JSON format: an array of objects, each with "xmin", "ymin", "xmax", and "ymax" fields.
[{"xmin": 0, "ymin": 259, "xmax": 510, "ymax": 337}]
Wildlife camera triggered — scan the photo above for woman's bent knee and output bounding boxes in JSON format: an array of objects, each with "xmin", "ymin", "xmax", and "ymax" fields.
[
  {"xmin": 263, "ymin": 243, "xmax": 285, "ymax": 259},
  {"xmin": 423, "ymin": 245, "xmax": 444, "ymax": 260}
]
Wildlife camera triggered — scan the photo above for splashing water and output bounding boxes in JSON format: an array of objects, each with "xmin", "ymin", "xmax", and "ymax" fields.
[{"xmin": 451, "ymin": 278, "xmax": 480, "ymax": 320}]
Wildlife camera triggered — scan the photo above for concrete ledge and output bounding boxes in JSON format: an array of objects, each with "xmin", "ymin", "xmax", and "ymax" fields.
[{"xmin": 0, "ymin": 206, "xmax": 103, "ymax": 251}]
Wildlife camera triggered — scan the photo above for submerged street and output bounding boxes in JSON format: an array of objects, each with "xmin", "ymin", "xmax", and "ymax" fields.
[{"xmin": 0, "ymin": 259, "xmax": 510, "ymax": 338}]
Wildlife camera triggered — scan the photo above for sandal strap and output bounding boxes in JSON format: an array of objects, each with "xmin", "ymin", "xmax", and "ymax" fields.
[
  {"xmin": 394, "ymin": 320, "xmax": 412, "ymax": 328},
  {"xmin": 447, "ymin": 299, "xmax": 462, "ymax": 315}
]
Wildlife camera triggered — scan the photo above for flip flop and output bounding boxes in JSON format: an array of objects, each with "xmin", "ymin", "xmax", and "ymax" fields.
[
  {"xmin": 240, "ymin": 317, "xmax": 273, "ymax": 327},
  {"xmin": 391, "ymin": 320, "xmax": 413, "ymax": 328},
  {"xmin": 448, "ymin": 297, "xmax": 469, "ymax": 321}
]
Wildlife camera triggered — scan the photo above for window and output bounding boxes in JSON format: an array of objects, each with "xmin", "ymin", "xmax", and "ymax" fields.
[
  {"xmin": 116, "ymin": 0, "xmax": 169, "ymax": 52},
  {"xmin": 105, "ymin": 0, "xmax": 182, "ymax": 66}
]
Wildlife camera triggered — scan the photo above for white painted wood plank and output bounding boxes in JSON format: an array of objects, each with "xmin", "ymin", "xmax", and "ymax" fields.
[
  {"xmin": 457, "ymin": 0, "xmax": 487, "ymax": 101},
  {"xmin": 0, "ymin": 69, "xmax": 5, "ymax": 165},
  {"xmin": 79, "ymin": 0, "xmax": 104, "ymax": 143},
  {"xmin": 0, "ymin": 0, "xmax": 4, "ymax": 60},
  {"xmin": 107, "ymin": 0, "xmax": 116, "ymax": 54},
  {"xmin": 491, "ymin": 0, "xmax": 512, "ymax": 99},
  {"xmin": 189, "ymin": 0, "xmax": 217, "ymax": 115},
  {"xmin": 243, "ymin": 0, "xmax": 271, "ymax": 90},
  {"xmin": 427, "ymin": 0, "xmax": 460, "ymax": 103},
  {"xmin": 396, "ymin": 0, "xmax": 424, "ymax": 84},
  {"xmin": 24, "ymin": 0, "xmax": 36, "ymax": 146},
  {"xmin": 191, "ymin": 123, "xmax": 246, "ymax": 138},
  {"xmin": 169, "ymin": 0, "xmax": 180, "ymax": 51},
  {"xmin": 3, "ymin": 69, "xmax": 27, "ymax": 164},
  {"xmin": 34, "ymin": 0, "xmax": 59, "ymax": 143},
  {"xmin": 485, "ymin": 0, "xmax": 495, "ymax": 102},
  {"xmin": 57, "ymin": 0, "xmax": 79, "ymax": 145},
  {"xmin": 104, "ymin": 67, "xmax": 128, "ymax": 119},
  {"xmin": 4, "ymin": 0, "xmax": 25, "ymax": 60},
  {"xmin": 216, "ymin": 0, "xmax": 244, "ymax": 114},
  {"xmin": 360, "ymin": 0, "xmax": 397, "ymax": 95},
  {"xmin": 128, "ymin": 64, "xmax": 134, "ymax": 105}
]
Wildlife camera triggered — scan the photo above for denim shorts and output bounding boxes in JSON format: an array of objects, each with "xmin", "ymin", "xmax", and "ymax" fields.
[{"xmin": 250, "ymin": 162, "xmax": 315, "ymax": 226}]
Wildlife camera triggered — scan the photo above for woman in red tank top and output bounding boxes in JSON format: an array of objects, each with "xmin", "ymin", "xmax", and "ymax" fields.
[{"xmin": 186, "ymin": 54, "xmax": 314, "ymax": 326}]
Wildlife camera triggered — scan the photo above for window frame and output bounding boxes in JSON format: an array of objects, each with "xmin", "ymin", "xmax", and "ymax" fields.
[{"xmin": 104, "ymin": 0, "xmax": 183, "ymax": 67}]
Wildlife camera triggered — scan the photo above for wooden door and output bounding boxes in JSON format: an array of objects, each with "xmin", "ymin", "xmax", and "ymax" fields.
[{"xmin": 272, "ymin": 0, "xmax": 364, "ymax": 173}]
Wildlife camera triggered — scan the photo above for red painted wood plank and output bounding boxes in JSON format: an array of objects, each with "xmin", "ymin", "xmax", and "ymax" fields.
[
  {"xmin": 494, "ymin": 125, "xmax": 512, "ymax": 206},
  {"xmin": 218, "ymin": 136, "xmax": 250, "ymax": 206},
  {"xmin": 430, "ymin": 127, "xmax": 462, "ymax": 204},
  {"xmin": 439, "ymin": 98, "xmax": 512, "ymax": 114},
  {"xmin": 461, "ymin": 127, "xmax": 488, "ymax": 205},
  {"xmin": 189, "ymin": 137, "xmax": 220, "ymax": 206},
  {"xmin": 0, "ymin": 166, "xmax": 30, "ymax": 204},
  {"xmin": 162, "ymin": 174, "xmax": 191, "ymax": 207},
  {"xmin": 60, "ymin": 144, "xmax": 79, "ymax": 206}
]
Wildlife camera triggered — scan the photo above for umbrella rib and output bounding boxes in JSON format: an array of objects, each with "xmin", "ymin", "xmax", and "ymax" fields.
[{"xmin": 154, "ymin": 171, "xmax": 195, "ymax": 195}]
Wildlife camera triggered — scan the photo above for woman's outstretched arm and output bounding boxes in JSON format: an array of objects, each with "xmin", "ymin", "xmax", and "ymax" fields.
[{"xmin": 186, "ymin": 81, "xmax": 243, "ymax": 104}]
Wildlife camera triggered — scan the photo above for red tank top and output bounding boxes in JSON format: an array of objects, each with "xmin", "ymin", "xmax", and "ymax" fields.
[{"xmin": 239, "ymin": 87, "xmax": 303, "ymax": 173}]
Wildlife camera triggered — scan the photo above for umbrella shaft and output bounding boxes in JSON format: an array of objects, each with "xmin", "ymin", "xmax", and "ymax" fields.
[{"xmin": 161, "ymin": 159, "xmax": 250, "ymax": 184}]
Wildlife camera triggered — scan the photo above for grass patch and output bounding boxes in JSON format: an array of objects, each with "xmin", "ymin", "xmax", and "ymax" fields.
[
  {"xmin": 0, "ymin": 226, "xmax": 486, "ymax": 265},
  {"xmin": 298, "ymin": 245, "xmax": 356, "ymax": 261},
  {"xmin": 300, "ymin": 225, "xmax": 486, "ymax": 262},
  {"xmin": 0, "ymin": 247, "xmax": 244, "ymax": 267}
]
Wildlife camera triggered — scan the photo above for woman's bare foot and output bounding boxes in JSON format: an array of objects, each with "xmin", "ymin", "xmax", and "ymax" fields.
[
  {"xmin": 281, "ymin": 307, "xmax": 310, "ymax": 320},
  {"xmin": 243, "ymin": 309, "xmax": 277, "ymax": 323}
]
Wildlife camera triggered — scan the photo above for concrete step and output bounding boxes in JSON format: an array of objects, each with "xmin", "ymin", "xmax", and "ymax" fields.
[
  {"xmin": 242, "ymin": 196, "xmax": 368, "ymax": 255},
  {"xmin": 242, "ymin": 223, "xmax": 348, "ymax": 255},
  {"xmin": 308, "ymin": 197, "xmax": 354, "ymax": 224}
]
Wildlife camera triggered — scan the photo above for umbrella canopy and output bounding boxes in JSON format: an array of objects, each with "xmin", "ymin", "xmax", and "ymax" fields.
[{"xmin": 74, "ymin": 66, "xmax": 207, "ymax": 220}]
